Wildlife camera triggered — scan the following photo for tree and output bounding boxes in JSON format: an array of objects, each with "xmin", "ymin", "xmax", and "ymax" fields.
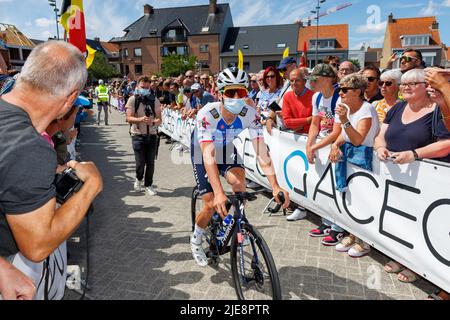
[
  {"xmin": 88, "ymin": 51, "xmax": 120, "ymax": 82},
  {"xmin": 161, "ymin": 53, "xmax": 198, "ymax": 77},
  {"xmin": 348, "ymin": 59, "xmax": 361, "ymax": 70}
]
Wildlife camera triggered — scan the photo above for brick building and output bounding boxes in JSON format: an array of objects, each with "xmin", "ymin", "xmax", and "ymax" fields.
[{"xmin": 111, "ymin": 1, "xmax": 232, "ymax": 79}]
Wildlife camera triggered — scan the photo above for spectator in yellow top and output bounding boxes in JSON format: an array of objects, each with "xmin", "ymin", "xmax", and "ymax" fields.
[{"xmin": 372, "ymin": 69, "xmax": 402, "ymax": 123}]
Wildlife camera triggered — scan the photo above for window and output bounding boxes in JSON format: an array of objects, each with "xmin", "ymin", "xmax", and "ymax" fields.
[
  {"xmin": 124, "ymin": 48, "xmax": 129, "ymax": 58},
  {"xmin": 200, "ymin": 45, "xmax": 209, "ymax": 53},
  {"xmin": 229, "ymin": 45, "xmax": 235, "ymax": 50},
  {"xmin": 161, "ymin": 46, "xmax": 188, "ymax": 57},
  {"xmin": 277, "ymin": 43, "xmax": 286, "ymax": 48},
  {"xmin": 22, "ymin": 49, "xmax": 32, "ymax": 60},
  {"xmin": 135, "ymin": 64, "xmax": 142, "ymax": 74},
  {"xmin": 310, "ymin": 39, "xmax": 335, "ymax": 50},
  {"xmin": 134, "ymin": 48, "xmax": 142, "ymax": 57},
  {"xmin": 401, "ymin": 35, "xmax": 430, "ymax": 47},
  {"xmin": 9, "ymin": 48, "xmax": 20, "ymax": 60},
  {"xmin": 199, "ymin": 61, "xmax": 210, "ymax": 68},
  {"xmin": 162, "ymin": 28, "xmax": 187, "ymax": 43},
  {"xmin": 243, "ymin": 45, "xmax": 249, "ymax": 49}
]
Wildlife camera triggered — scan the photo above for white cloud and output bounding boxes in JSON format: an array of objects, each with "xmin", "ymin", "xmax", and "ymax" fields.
[
  {"xmin": 442, "ymin": 0, "xmax": 450, "ymax": 6},
  {"xmin": 35, "ymin": 17, "xmax": 53, "ymax": 28},
  {"xmin": 356, "ymin": 21, "xmax": 387, "ymax": 34},
  {"xmin": 420, "ymin": 0, "xmax": 438, "ymax": 15}
]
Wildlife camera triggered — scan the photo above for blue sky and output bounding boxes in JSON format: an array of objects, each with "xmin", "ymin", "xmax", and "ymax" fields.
[{"xmin": 1, "ymin": 0, "xmax": 449, "ymax": 50}]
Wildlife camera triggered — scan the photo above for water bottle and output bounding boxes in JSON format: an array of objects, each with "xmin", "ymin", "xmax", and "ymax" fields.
[{"xmin": 216, "ymin": 213, "xmax": 233, "ymax": 242}]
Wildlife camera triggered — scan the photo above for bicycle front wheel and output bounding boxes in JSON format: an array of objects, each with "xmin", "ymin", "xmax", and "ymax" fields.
[{"xmin": 230, "ymin": 223, "xmax": 282, "ymax": 300}]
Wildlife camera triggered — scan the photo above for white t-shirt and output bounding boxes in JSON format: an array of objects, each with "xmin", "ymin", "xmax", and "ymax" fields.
[
  {"xmin": 312, "ymin": 92, "xmax": 342, "ymax": 138},
  {"xmin": 335, "ymin": 101, "xmax": 380, "ymax": 147},
  {"xmin": 183, "ymin": 95, "xmax": 192, "ymax": 111}
]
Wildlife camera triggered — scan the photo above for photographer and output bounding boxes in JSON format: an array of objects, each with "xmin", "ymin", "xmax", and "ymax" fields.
[
  {"xmin": 0, "ymin": 41, "xmax": 103, "ymax": 300},
  {"xmin": 126, "ymin": 76, "xmax": 162, "ymax": 196}
]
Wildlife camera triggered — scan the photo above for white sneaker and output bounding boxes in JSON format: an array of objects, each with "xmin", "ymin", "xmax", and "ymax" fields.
[
  {"xmin": 190, "ymin": 235, "xmax": 208, "ymax": 267},
  {"xmin": 146, "ymin": 186, "xmax": 157, "ymax": 196},
  {"xmin": 134, "ymin": 179, "xmax": 143, "ymax": 192},
  {"xmin": 286, "ymin": 208, "xmax": 307, "ymax": 222},
  {"xmin": 348, "ymin": 240, "xmax": 371, "ymax": 258}
]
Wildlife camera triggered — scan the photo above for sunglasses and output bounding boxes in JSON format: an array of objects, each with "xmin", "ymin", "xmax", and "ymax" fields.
[
  {"xmin": 250, "ymin": 80, "xmax": 258, "ymax": 83},
  {"xmin": 223, "ymin": 88, "xmax": 248, "ymax": 99},
  {"xmin": 186, "ymin": 75, "xmax": 194, "ymax": 78},
  {"xmin": 265, "ymin": 74, "xmax": 276, "ymax": 79},
  {"xmin": 400, "ymin": 56, "xmax": 418, "ymax": 63},
  {"xmin": 367, "ymin": 77, "xmax": 379, "ymax": 82},
  {"xmin": 339, "ymin": 87, "xmax": 358, "ymax": 94},
  {"xmin": 378, "ymin": 81, "xmax": 394, "ymax": 87}
]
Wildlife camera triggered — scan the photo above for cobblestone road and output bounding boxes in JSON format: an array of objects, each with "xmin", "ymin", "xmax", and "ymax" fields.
[{"xmin": 65, "ymin": 109, "xmax": 437, "ymax": 300}]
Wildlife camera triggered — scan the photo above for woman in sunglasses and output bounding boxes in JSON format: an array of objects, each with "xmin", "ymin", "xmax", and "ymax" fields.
[
  {"xmin": 374, "ymin": 68, "xmax": 450, "ymax": 283},
  {"xmin": 329, "ymin": 74, "xmax": 380, "ymax": 258},
  {"xmin": 372, "ymin": 69, "xmax": 402, "ymax": 123},
  {"xmin": 257, "ymin": 66, "xmax": 283, "ymax": 121}
]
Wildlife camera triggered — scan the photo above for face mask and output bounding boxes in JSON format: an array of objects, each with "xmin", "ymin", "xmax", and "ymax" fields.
[
  {"xmin": 223, "ymin": 98, "xmax": 246, "ymax": 115},
  {"xmin": 136, "ymin": 88, "xmax": 150, "ymax": 96}
]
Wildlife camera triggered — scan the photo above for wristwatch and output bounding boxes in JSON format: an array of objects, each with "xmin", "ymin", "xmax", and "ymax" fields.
[
  {"xmin": 342, "ymin": 121, "xmax": 352, "ymax": 129},
  {"xmin": 412, "ymin": 150, "xmax": 419, "ymax": 160}
]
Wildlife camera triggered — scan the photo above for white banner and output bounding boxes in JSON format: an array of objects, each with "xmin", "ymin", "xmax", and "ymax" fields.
[{"xmin": 162, "ymin": 110, "xmax": 450, "ymax": 293}]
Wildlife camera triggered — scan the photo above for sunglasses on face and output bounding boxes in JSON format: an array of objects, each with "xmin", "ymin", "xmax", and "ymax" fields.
[
  {"xmin": 339, "ymin": 87, "xmax": 358, "ymax": 94},
  {"xmin": 223, "ymin": 88, "xmax": 248, "ymax": 99},
  {"xmin": 186, "ymin": 75, "xmax": 194, "ymax": 78},
  {"xmin": 366, "ymin": 77, "xmax": 379, "ymax": 82},
  {"xmin": 400, "ymin": 56, "xmax": 418, "ymax": 63},
  {"xmin": 378, "ymin": 81, "xmax": 394, "ymax": 87},
  {"xmin": 250, "ymin": 80, "xmax": 258, "ymax": 83},
  {"xmin": 265, "ymin": 74, "xmax": 276, "ymax": 79}
]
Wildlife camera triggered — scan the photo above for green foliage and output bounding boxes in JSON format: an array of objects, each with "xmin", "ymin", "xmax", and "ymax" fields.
[
  {"xmin": 161, "ymin": 54, "xmax": 198, "ymax": 77},
  {"xmin": 348, "ymin": 59, "xmax": 361, "ymax": 70},
  {"xmin": 88, "ymin": 51, "xmax": 120, "ymax": 81}
]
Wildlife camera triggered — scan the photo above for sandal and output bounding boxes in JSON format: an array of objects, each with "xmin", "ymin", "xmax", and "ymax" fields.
[
  {"xmin": 398, "ymin": 269, "xmax": 419, "ymax": 283},
  {"xmin": 427, "ymin": 290, "xmax": 450, "ymax": 300},
  {"xmin": 384, "ymin": 260, "xmax": 405, "ymax": 274}
]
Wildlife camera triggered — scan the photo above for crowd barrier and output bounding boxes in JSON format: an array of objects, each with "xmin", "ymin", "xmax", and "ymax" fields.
[{"xmin": 161, "ymin": 109, "xmax": 450, "ymax": 293}]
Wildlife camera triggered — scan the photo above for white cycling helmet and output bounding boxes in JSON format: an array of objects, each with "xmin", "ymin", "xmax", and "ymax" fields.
[
  {"xmin": 98, "ymin": 79, "xmax": 104, "ymax": 85},
  {"xmin": 217, "ymin": 67, "xmax": 249, "ymax": 91}
]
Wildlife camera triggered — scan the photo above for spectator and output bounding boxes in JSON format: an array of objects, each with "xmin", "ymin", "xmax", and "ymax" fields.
[
  {"xmin": 280, "ymin": 67, "xmax": 314, "ymax": 222},
  {"xmin": 200, "ymin": 73, "xmax": 211, "ymax": 92},
  {"xmin": 388, "ymin": 48, "xmax": 424, "ymax": 73},
  {"xmin": 305, "ymin": 63, "xmax": 345, "ymax": 246},
  {"xmin": 281, "ymin": 68, "xmax": 314, "ymax": 134},
  {"xmin": 194, "ymin": 73, "xmax": 201, "ymax": 83},
  {"xmin": 248, "ymin": 74, "xmax": 260, "ymax": 104},
  {"xmin": 362, "ymin": 65, "xmax": 384, "ymax": 103},
  {"xmin": 277, "ymin": 57, "xmax": 298, "ymax": 107},
  {"xmin": 372, "ymin": 69, "xmax": 402, "ymax": 123},
  {"xmin": 0, "ymin": 41, "xmax": 103, "ymax": 300},
  {"xmin": 425, "ymin": 68, "xmax": 450, "ymax": 131},
  {"xmin": 0, "ymin": 257, "xmax": 35, "ymax": 300},
  {"xmin": 258, "ymin": 66, "xmax": 283, "ymax": 120},
  {"xmin": 185, "ymin": 70, "xmax": 195, "ymax": 81},
  {"xmin": 337, "ymin": 61, "xmax": 358, "ymax": 82},
  {"xmin": 191, "ymin": 83, "xmax": 215, "ymax": 109},
  {"xmin": 329, "ymin": 74, "xmax": 380, "ymax": 257},
  {"xmin": 374, "ymin": 69, "xmax": 450, "ymax": 283},
  {"xmin": 325, "ymin": 55, "xmax": 341, "ymax": 69},
  {"xmin": 126, "ymin": 76, "xmax": 162, "ymax": 196}
]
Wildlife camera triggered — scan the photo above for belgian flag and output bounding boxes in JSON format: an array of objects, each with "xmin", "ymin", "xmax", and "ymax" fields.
[{"xmin": 60, "ymin": 0, "xmax": 87, "ymax": 54}]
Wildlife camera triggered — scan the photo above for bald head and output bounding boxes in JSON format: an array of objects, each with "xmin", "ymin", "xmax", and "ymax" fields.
[{"xmin": 16, "ymin": 41, "xmax": 87, "ymax": 98}]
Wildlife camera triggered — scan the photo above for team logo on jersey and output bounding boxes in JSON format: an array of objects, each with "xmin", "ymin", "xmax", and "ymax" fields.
[
  {"xmin": 239, "ymin": 107, "xmax": 248, "ymax": 117},
  {"xmin": 253, "ymin": 114, "xmax": 261, "ymax": 126},
  {"xmin": 199, "ymin": 117, "xmax": 210, "ymax": 129},
  {"xmin": 209, "ymin": 108, "xmax": 220, "ymax": 119}
]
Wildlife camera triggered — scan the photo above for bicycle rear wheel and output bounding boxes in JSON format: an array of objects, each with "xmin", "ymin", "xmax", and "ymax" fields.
[{"xmin": 230, "ymin": 223, "xmax": 282, "ymax": 300}]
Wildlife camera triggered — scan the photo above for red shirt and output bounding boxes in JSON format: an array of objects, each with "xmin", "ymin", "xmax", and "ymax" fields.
[{"xmin": 282, "ymin": 88, "xmax": 314, "ymax": 134}]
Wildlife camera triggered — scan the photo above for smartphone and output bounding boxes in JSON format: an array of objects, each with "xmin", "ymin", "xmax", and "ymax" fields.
[{"xmin": 268, "ymin": 101, "xmax": 282, "ymax": 112}]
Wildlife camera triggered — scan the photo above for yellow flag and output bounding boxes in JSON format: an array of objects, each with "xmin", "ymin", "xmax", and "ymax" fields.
[
  {"xmin": 283, "ymin": 47, "xmax": 290, "ymax": 59},
  {"xmin": 238, "ymin": 49, "xmax": 244, "ymax": 70},
  {"xmin": 86, "ymin": 44, "xmax": 96, "ymax": 69}
]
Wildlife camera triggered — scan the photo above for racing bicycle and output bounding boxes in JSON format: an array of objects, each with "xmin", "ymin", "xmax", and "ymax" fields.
[{"xmin": 191, "ymin": 187, "xmax": 283, "ymax": 300}]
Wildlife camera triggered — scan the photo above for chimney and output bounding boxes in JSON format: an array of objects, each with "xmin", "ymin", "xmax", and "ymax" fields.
[
  {"xmin": 144, "ymin": 4, "xmax": 154, "ymax": 15},
  {"xmin": 94, "ymin": 37, "xmax": 100, "ymax": 42},
  {"xmin": 209, "ymin": 0, "xmax": 217, "ymax": 14},
  {"xmin": 388, "ymin": 13, "xmax": 394, "ymax": 23},
  {"xmin": 432, "ymin": 21, "xmax": 439, "ymax": 30}
]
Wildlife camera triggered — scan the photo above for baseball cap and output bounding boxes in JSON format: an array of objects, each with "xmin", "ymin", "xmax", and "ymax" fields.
[
  {"xmin": 191, "ymin": 83, "xmax": 202, "ymax": 91},
  {"xmin": 307, "ymin": 64, "xmax": 336, "ymax": 81},
  {"xmin": 277, "ymin": 57, "xmax": 297, "ymax": 70}
]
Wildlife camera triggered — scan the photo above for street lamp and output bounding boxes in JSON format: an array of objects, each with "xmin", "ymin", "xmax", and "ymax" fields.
[
  {"xmin": 48, "ymin": 0, "xmax": 60, "ymax": 40},
  {"xmin": 310, "ymin": 0, "xmax": 326, "ymax": 67}
]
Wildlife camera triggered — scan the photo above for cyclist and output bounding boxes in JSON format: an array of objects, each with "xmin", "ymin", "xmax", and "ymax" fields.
[{"xmin": 190, "ymin": 67, "xmax": 290, "ymax": 266}]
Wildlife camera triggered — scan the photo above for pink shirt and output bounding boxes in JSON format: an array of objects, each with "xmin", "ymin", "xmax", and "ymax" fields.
[{"xmin": 41, "ymin": 132, "xmax": 55, "ymax": 148}]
